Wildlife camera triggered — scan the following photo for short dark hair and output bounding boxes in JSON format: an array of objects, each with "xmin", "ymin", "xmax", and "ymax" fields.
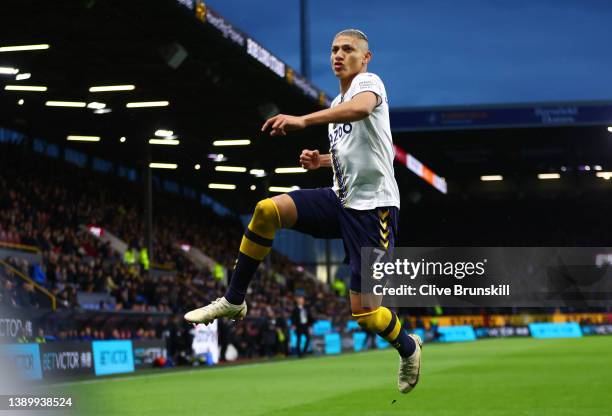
[{"xmin": 334, "ymin": 29, "xmax": 369, "ymax": 43}]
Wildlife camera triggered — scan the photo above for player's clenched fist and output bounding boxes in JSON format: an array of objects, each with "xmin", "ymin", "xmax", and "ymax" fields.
[{"xmin": 300, "ymin": 149, "xmax": 320, "ymax": 170}]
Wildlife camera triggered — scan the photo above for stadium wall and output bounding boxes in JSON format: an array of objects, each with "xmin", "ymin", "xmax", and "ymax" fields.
[
  {"xmin": 0, "ymin": 339, "xmax": 168, "ymax": 381},
  {"xmin": 3, "ymin": 317, "xmax": 611, "ymax": 382}
]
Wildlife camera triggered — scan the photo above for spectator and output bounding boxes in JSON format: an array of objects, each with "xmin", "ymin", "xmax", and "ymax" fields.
[{"xmin": 291, "ymin": 295, "xmax": 313, "ymax": 358}]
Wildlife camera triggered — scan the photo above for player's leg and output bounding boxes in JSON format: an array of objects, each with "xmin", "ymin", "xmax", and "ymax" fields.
[
  {"xmin": 185, "ymin": 189, "xmax": 340, "ymax": 324},
  {"xmin": 350, "ymin": 291, "xmax": 419, "ymax": 362},
  {"xmin": 184, "ymin": 195, "xmax": 296, "ymax": 324},
  {"xmin": 224, "ymin": 194, "xmax": 296, "ymax": 305},
  {"xmin": 350, "ymin": 290, "xmax": 419, "ymax": 341},
  {"xmin": 350, "ymin": 293, "xmax": 422, "ymax": 394},
  {"xmin": 341, "ymin": 207, "xmax": 422, "ymax": 393}
]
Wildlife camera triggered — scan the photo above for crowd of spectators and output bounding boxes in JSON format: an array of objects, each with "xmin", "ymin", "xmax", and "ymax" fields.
[
  {"xmin": 0, "ymin": 152, "xmax": 351, "ymax": 360},
  {"xmin": 1, "ymin": 257, "xmax": 41, "ymax": 308}
]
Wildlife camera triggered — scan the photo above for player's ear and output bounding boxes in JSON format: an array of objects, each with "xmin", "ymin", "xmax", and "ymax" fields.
[{"xmin": 363, "ymin": 50, "xmax": 372, "ymax": 65}]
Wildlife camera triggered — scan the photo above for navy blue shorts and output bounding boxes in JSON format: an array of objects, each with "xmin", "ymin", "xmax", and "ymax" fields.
[{"xmin": 288, "ymin": 187, "xmax": 399, "ymax": 292}]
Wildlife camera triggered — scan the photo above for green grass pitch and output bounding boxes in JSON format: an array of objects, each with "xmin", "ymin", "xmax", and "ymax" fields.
[{"xmin": 52, "ymin": 337, "xmax": 612, "ymax": 416}]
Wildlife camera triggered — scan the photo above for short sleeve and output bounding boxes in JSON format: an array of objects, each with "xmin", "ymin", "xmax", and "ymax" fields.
[{"xmin": 348, "ymin": 73, "xmax": 384, "ymax": 106}]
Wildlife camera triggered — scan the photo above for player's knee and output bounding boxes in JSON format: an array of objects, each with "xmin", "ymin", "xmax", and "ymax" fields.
[
  {"xmin": 355, "ymin": 315, "xmax": 374, "ymax": 332},
  {"xmin": 353, "ymin": 307, "xmax": 385, "ymax": 332},
  {"xmin": 250, "ymin": 198, "xmax": 281, "ymax": 236},
  {"xmin": 353, "ymin": 307, "xmax": 397, "ymax": 335},
  {"xmin": 253, "ymin": 198, "xmax": 279, "ymax": 225}
]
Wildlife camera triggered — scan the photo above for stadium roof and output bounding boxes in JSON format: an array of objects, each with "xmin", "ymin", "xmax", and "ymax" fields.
[
  {"xmin": 1, "ymin": 0, "xmax": 610, "ymax": 213},
  {"xmin": 0, "ymin": 1, "xmax": 329, "ymax": 208}
]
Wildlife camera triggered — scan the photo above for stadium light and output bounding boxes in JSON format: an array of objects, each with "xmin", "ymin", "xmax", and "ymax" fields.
[
  {"xmin": 249, "ymin": 169, "xmax": 266, "ymax": 177},
  {"xmin": 0, "ymin": 67, "xmax": 19, "ymax": 75},
  {"xmin": 537, "ymin": 173, "xmax": 560, "ymax": 180},
  {"xmin": 274, "ymin": 167, "xmax": 307, "ymax": 174},
  {"xmin": 89, "ymin": 85, "xmax": 135, "ymax": 92},
  {"xmin": 119, "ymin": 137, "xmax": 127, "ymax": 143},
  {"xmin": 213, "ymin": 139, "xmax": 251, "ymax": 146},
  {"xmin": 208, "ymin": 183, "xmax": 237, "ymax": 190},
  {"xmin": 480, "ymin": 175, "xmax": 503, "ymax": 182},
  {"xmin": 594, "ymin": 165, "xmax": 602, "ymax": 171},
  {"xmin": 194, "ymin": 164, "xmax": 201, "ymax": 170},
  {"xmin": 126, "ymin": 101, "xmax": 169, "ymax": 108},
  {"xmin": 15, "ymin": 73, "xmax": 31, "ymax": 80},
  {"xmin": 596, "ymin": 172, "xmax": 612, "ymax": 180},
  {"xmin": 215, "ymin": 166, "xmax": 247, "ymax": 173},
  {"xmin": 0, "ymin": 44, "xmax": 50, "ymax": 52},
  {"xmin": 149, "ymin": 163, "xmax": 178, "ymax": 169},
  {"xmin": 87, "ymin": 102, "xmax": 106, "ymax": 109},
  {"xmin": 4, "ymin": 85, "xmax": 47, "ymax": 92},
  {"xmin": 67, "ymin": 135, "xmax": 100, "ymax": 142},
  {"xmin": 148, "ymin": 139, "xmax": 180, "ymax": 145},
  {"xmin": 269, "ymin": 186, "xmax": 300, "ymax": 193},
  {"xmin": 250, "ymin": 185, "xmax": 256, "ymax": 190},
  {"xmin": 17, "ymin": 99, "xmax": 24, "ymax": 105},
  {"xmin": 154, "ymin": 129, "xmax": 174, "ymax": 137},
  {"xmin": 607, "ymin": 127, "xmax": 612, "ymax": 133},
  {"xmin": 46, "ymin": 101, "xmax": 86, "ymax": 107}
]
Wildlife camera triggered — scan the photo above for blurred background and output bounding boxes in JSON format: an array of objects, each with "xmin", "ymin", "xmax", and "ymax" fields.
[{"xmin": 0, "ymin": 0, "xmax": 611, "ymax": 406}]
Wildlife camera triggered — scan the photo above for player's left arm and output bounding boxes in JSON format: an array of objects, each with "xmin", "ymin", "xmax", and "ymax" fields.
[{"xmin": 261, "ymin": 91, "xmax": 378, "ymax": 137}]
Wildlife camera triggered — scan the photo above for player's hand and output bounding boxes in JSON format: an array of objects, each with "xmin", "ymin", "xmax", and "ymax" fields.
[
  {"xmin": 261, "ymin": 114, "xmax": 306, "ymax": 136},
  {"xmin": 300, "ymin": 149, "xmax": 320, "ymax": 170}
]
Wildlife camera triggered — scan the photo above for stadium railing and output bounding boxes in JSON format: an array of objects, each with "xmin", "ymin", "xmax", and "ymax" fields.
[
  {"xmin": 0, "ymin": 241, "xmax": 40, "ymax": 253},
  {"xmin": 0, "ymin": 259, "xmax": 57, "ymax": 310}
]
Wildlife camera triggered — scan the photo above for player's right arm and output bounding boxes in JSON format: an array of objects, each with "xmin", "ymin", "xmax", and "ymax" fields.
[{"xmin": 300, "ymin": 149, "xmax": 331, "ymax": 170}]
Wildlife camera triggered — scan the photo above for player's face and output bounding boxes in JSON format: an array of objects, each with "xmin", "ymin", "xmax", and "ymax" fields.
[{"xmin": 330, "ymin": 35, "xmax": 370, "ymax": 79}]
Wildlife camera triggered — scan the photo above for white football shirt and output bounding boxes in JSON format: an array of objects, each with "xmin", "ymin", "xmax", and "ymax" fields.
[{"xmin": 328, "ymin": 72, "xmax": 400, "ymax": 210}]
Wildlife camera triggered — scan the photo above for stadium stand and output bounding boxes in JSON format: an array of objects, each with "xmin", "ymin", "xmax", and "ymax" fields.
[{"xmin": 0, "ymin": 144, "xmax": 351, "ymax": 361}]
